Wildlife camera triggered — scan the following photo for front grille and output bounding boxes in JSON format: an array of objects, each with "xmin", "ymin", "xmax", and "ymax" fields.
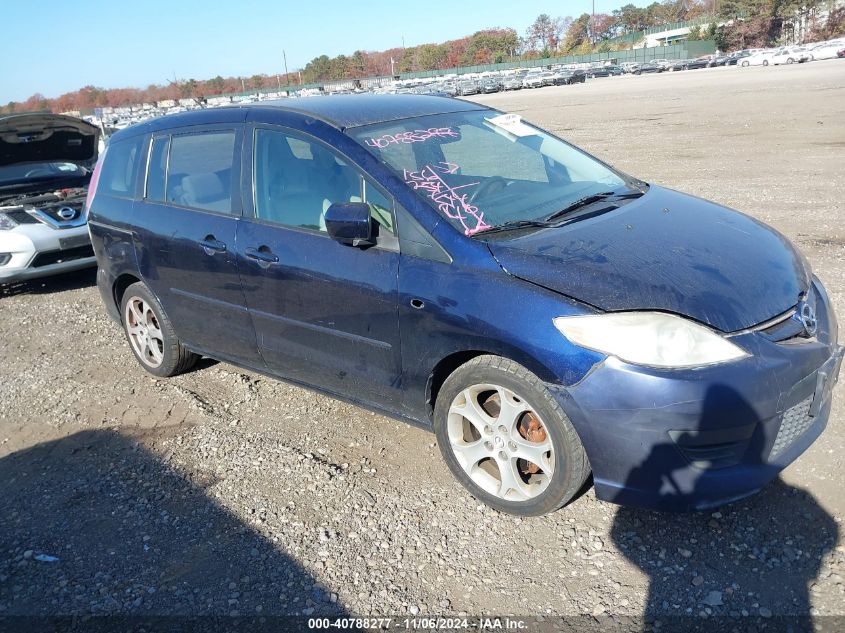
[
  {"xmin": 760, "ymin": 313, "xmax": 805, "ymax": 342},
  {"xmin": 4, "ymin": 210, "xmax": 41, "ymax": 225},
  {"xmin": 30, "ymin": 245, "xmax": 95, "ymax": 268},
  {"xmin": 770, "ymin": 395, "xmax": 814, "ymax": 458}
]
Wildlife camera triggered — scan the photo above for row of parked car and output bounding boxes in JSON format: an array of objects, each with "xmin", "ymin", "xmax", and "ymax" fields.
[
  {"xmin": 390, "ymin": 66, "xmax": 591, "ymax": 96},
  {"xmin": 337, "ymin": 36, "xmax": 845, "ymax": 99},
  {"xmin": 736, "ymin": 38, "xmax": 845, "ymax": 67}
]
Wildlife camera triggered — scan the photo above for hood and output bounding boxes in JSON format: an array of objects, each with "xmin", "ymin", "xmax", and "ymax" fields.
[
  {"xmin": 0, "ymin": 113, "xmax": 100, "ymax": 168},
  {"xmin": 486, "ymin": 186, "xmax": 810, "ymax": 333}
]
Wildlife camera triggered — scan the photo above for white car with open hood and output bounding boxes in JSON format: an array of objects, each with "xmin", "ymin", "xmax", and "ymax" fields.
[{"xmin": 0, "ymin": 113, "xmax": 101, "ymax": 284}]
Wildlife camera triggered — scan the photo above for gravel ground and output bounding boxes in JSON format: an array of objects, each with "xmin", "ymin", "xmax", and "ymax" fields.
[{"xmin": 1, "ymin": 62, "xmax": 844, "ymax": 629}]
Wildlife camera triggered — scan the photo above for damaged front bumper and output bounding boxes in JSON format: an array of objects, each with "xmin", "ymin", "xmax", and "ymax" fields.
[{"xmin": 551, "ymin": 278, "xmax": 842, "ymax": 511}]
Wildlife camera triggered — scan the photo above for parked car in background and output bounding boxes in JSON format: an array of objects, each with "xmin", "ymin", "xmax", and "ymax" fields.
[
  {"xmin": 0, "ymin": 113, "xmax": 101, "ymax": 284},
  {"xmin": 502, "ymin": 74, "xmax": 525, "ymax": 90},
  {"xmin": 807, "ymin": 41, "xmax": 843, "ymax": 60},
  {"xmin": 479, "ymin": 78, "xmax": 500, "ymax": 94},
  {"xmin": 730, "ymin": 50, "xmax": 753, "ymax": 65},
  {"xmin": 620, "ymin": 62, "xmax": 640, "ymax": 73},
  {"xmin": 770, "ymin": 46, "xmax": 811, "ymax": 64},
  {"xmin": 522, "ymin": 72, "xmax": 546, "ymax": 89},
  {"xmin": 458, "ymin": 80, "xmax": 479, "ymax": 96},
  {"xmin": 539, "ymin": 71, "xmax": 557, "ymax": 87},
  {"xmin": 838, "ymin": 46, "xmax": 845, "ymax": 58},
  {"xmin": 633, "ymin": 62, "xmax": 664, "ymax": 74},
  {"xmin": 88, "ymin": 95, "xmax": 843, "ymax": 516},
  {"xmin": 649, "ymin": 58, "xmax": 671, "ymax": 70},
  {"xmin": 440, "ymin": 83, "xmax": 458, "ymax": 97},
  {"xmin": 553, "ymin": 69, "xmax": 586, "ymax": 85},
  {"xmin": 587, "ymin": 65, "xmax": 623, "ymax": 78},
  {"xmin": 740, "ymin": 50, "xmax": 775, "ymax": 66},
  {"xmin": 685, "ymin": 57, "xmax": 711, "ymax": 70}
]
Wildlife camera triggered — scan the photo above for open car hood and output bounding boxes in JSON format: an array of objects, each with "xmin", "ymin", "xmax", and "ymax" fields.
[
  {"xmin": 486, "ymin": 186, "xmax": 811, "ymax": 333},
  {"xmin": 0, "ymin": 113, "xmax": 100, "ymax": 168}
]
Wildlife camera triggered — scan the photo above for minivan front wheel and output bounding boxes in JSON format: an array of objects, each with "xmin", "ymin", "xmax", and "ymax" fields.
[
  {"xmin": 120, "ymin": 282, "xmax": 199, "ymax": 377},
  {"xmin": 434, "ymin": 355, "xmax": 590, "ymax": 516}
]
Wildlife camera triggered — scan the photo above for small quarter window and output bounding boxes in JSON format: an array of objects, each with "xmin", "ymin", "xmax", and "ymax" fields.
[
  {"xmin": 97, "ymin": 136, "xmax": 143, "ymax": 198},
  {"xmin": 145, "ymin": 136, "xmax": 169, "ymax": 202},
  {"xmin": 363, "ymin": 179, "xmax": 395, "ymax": 236}
]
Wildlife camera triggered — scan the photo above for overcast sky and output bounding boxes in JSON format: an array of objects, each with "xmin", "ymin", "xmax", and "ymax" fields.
[{"xmin": 0, "ymin": 0, "xmax": 633, "ymax": 103}]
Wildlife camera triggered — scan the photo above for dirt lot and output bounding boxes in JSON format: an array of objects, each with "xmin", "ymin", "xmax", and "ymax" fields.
[{"xmin": 1, "ymin": 62, "xmax": 844, "ymax": 628}]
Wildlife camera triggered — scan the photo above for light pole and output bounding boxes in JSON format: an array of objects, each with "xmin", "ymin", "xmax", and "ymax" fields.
[{"xmin": 283, "ymin": 49, "xmax": 289, "ymax": 82}]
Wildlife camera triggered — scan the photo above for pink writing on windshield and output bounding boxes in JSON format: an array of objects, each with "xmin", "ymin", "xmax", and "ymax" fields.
[
  {"xmin": 404, "ymin": 162, "xmax": 491, "ymax": 236},
  {"xmin": 366, "ymin": 127, "xmax": 459, "ymax": 149}
]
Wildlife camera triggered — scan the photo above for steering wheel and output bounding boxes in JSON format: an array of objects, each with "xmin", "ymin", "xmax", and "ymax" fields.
[
  {"xmin": 468, "ymin": 176, "xmax": 510, "ymax": 204},
  {"xmin": 24, "ymin": 168, "xmax": 54, "ymax": 178}
]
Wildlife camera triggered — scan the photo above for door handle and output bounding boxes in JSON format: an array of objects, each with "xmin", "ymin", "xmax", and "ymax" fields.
[
  {"xmin": 199, "ymin": 236, "xmax": 227, "ymax": 254},
  {"xmin": 245, "ymin": 246, "xmax": 279, "ymax": 265}
]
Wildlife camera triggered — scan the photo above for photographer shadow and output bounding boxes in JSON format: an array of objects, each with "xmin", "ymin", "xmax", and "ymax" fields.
[
  {"xmin": 0, "ymin": 429, "xmax": 349, "ymax": 627},
  {"xmin": 609, "ymin": 384, "xmax": 838, "ymax": 632}
]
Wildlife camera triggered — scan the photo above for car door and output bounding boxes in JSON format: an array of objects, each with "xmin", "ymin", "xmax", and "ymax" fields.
[
  {"xmin": 236, "ymin": 125, "xmax": 403, "ymax": 408},
  {"xmin": 132, "ymin": 126, "xmax": 262, "ymax": 365}
]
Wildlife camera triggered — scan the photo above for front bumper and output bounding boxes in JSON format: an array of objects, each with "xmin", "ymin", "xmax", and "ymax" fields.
[
  {"xmin": 0, "ymin": 223, "xmax": 95, "ymax": 284},
  {"xmin": 553, "ymin": 278, "xmax": 841, "ymax": 511}
]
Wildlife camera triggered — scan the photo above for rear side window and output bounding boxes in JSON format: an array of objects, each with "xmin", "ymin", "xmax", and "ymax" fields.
[
  {"xmin": 98, "ymin": 136, "xmax": 142, "ymax": 198},
  {"xmin": 165, "ymin": 131, "xmax": 236, "ymax": 213},
  {"xmin": 145, "ymin": 136, "xmax": 169, "ymax": 202}
]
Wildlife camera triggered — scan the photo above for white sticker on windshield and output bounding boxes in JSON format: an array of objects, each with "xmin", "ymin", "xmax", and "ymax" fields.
[{"xmin": 483, "ymin": 113, "xmax": 537, "ymax": 138}]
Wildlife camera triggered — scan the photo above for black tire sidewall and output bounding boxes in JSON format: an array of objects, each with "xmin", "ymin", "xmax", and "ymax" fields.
[
  {"xmin": 120, "ymin": 283, "xmax": 182, "ymax": 377},
  {"xmin": 434, "ymin": 362, "xmax": 581, "ymax": 516}
]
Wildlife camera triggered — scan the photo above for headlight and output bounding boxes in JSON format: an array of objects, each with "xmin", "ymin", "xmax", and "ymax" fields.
[
  {"xmin": 553, "ymin": 312, "xmax": 749, "ymax": 369},
  {"xmin": 0, "ymin": 213, "xmax": 18, "ymax": 231}
]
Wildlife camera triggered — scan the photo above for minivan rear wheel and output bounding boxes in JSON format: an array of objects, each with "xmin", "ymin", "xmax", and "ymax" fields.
[
  {"xmin": 434, "ymin": 355, "xmax": 590, "ymax": 516},
  {"xmin": 120, "ymin": 282, "xmax": 199, "ymax": 377}
]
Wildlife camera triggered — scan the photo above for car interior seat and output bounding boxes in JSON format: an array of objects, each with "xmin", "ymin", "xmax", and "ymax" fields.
[{"xmin": 180, "ymin": 173, "xmax": 229, "ymax": 212}]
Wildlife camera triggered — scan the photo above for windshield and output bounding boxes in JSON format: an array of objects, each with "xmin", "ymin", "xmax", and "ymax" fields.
[
  {"xmin": 349, "ymin": 110, "xmax": 630, "ymax": 236},
  {"xmin": 0, "ymin": 161, "xmax": 87, "ymax": 187}
]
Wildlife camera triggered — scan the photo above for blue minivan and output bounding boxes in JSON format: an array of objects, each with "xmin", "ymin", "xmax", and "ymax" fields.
[{"xmin": 87, "ymin": 95, "xmax": 842, "ymax": 515}]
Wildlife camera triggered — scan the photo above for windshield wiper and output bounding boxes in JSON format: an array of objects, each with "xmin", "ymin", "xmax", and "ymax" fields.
[
  {"xmin": 474, "ymin": 219, "xmax": 552, "ymax": 236},
  {"xmin": 475, "ymin": 188, "xmax": 646, "ymax": 237},
  {"xmin": 543, "ymin": 189, "xmax": 643, "ymax": 223}
]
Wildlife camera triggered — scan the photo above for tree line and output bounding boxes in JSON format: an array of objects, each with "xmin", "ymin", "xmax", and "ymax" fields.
[{"xmin": 2, "ymin": 0, "xmax": 842, "ymax": 116}]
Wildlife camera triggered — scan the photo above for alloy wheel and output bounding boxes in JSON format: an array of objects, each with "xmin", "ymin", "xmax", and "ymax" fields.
[
  {"xmin": 124, "ymin": 296, "xmax": 165, "ymax": 368},
  {"xmin": 446, "ymin": 384, "xmax": 554, "ymax": 502}
]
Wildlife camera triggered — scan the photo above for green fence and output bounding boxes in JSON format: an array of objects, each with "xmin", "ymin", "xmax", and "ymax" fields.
[{"xmin": 397, "ymin": 41, "xmax": 717, "ymax": 80}]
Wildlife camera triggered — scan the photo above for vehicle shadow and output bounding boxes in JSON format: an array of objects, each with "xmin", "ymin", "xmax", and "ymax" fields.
[
  {"xmin": 0, "ymin": 267, "xmax": 97, "ymax": 298},
  {"xmin": 608, "ymin": 384, "xmax": 838, "ymax": 632},
  {"xmin": 0, "ymin": 429, "xmax": 348, "ymax": 625}
]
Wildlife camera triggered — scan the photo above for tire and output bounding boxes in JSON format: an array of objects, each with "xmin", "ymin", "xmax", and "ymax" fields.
[
  {"xmin": 763, "ymin": 60, "xmax": 769, "ymax": 66},
  {"xmin": 433, "ymin": 355, "xmax": 590, "ymax": 516},
  {"xmin": 786, "ymin": 58, "xmax": 794, "ymax": 64},
  {"xmin": 120, "ymin": 282, "xmax": 199, "ymax": 377},
  {"xmin": 742, "ymin": 60, "xmax": 749, "ymax": 67}
]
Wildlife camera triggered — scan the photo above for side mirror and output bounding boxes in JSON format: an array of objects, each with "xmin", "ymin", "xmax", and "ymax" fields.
[{"xmin": 324, "ymin": 202, "xmax": 374, "ymax": 247}]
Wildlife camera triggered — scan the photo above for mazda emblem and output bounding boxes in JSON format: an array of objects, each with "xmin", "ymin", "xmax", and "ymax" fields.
[{"xmin": 798, "ymin": 302, "xmax": 818, "ymax": 336}]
